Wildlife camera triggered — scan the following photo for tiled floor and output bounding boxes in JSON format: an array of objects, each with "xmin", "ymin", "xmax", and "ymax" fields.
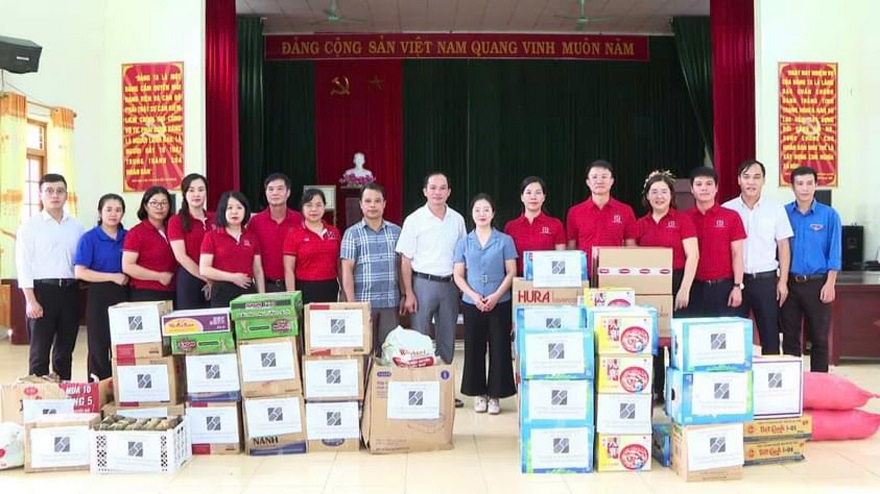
[{"xmin": 1, "ymin": 330, "xmax": 879, "ymax": 493}]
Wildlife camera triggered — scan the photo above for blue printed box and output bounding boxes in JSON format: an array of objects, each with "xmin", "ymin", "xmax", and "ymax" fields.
[
  {"xmin": 523, "ymin": 250, "xmax": 588, "ymax": 288},
  {"xmin": 516, "ymin": 305, "xmax": 593, "ymax": 380},
  {"xmin": 519, "ymin": 379, "xmax": 594, "ymax": 426},
  {"xmin": 520, "ymin": 423, "xmax": 594, "ymax": 474},
  {"xmin": 665, "ymin": 367, "xmax": 754, "ymax": 425},
  {"xmin": 670, "ymin": 317, "xmax": 753, "ymax": 372},
  {"xmin": 652, "ymin": 423, "xmax": 672, "ymax": 467}
]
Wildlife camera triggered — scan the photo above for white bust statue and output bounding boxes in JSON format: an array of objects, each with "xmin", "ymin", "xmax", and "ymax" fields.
[{"xmin": 343, "ymin": 152, "xmax": 374, "ymax": 179}]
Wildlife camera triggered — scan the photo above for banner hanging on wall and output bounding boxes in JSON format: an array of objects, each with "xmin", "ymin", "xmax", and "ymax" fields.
[
  {"xmin": 778, "ymin": 62, "xmax": 838, "ymax": 187},
  {"xmin": 121, "ymin": 62, "xmax": 185, "ymax": 192}
]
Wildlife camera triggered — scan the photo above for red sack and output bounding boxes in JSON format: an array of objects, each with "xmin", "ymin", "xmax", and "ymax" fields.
[
  {"xmin": 808, "ymin": 409, "xmax": 880, "ymax": 441},
  {"xmin": 803, "ymin": 372, "xmax": 879, "ymax": 410}
]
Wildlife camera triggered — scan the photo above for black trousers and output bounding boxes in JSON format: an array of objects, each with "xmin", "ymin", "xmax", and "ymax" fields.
[
  {"xmin": 654, "ymin": 270, "xmax": 685, "ymax": 399},
  {"xmin": 690, "ymin": 278, "xmax": 739, "ymax": 317},
  {"xmin": 264, "ymin": 279, "xmax": 287, "ymax": 293},
  {"xmin": 461, "ymin": 301, "xmax": 516, "ymax": 399},
  {"xmin": 780, "ymin": 277, "xmax": 831, "ymax": 372},
  {"xmin": 737, "ymin": 273, "xmax": 781, "ymax": 355},
  {"xmin": 175, "ymin": 267, "xmax": 208, "ymax": 310},
  {"xmin": 211, "ymin": 281, "xmax": 256, "ymax": 309},
  {"xmin": 130, "ymin": 288, "xmax": 175, "ymax": 304},
  {"xmin": 27, "ymin": 282, "xmax": 80, "ymax": 380},
  {"xmin": 86, "ymin": 282, "xmax": 128, "ymax": 381},
  {"xmin": 299, "ymin": 279, "xmax": 339, "ymax": 304}
]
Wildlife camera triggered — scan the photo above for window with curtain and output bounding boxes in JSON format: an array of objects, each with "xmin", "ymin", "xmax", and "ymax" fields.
[{"xmin": 24, "ymin": 119, "xmax": 46, "ymax": 219}]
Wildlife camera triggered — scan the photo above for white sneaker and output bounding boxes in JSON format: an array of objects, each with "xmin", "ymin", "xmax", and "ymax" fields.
[
  {"xmin": 473, "ymin": 395, "xmax": 488, "ymax": 413},
  {"xmin": 487, "ymin": 398, "xmax": 501, "ymax": 415}
]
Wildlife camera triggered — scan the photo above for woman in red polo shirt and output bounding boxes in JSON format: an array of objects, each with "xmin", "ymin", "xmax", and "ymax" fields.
[
  {"xmin": 625, "ymin": 170, "xmax": 699, "ymax": 404},
  {"xmin": 168, "ymin": 173, "xmax": 215, "ymax": 309},
  {"xmin": 283, "ymin": 188, "xmax": 341, "ymax": 304},
  {"xmin": 200, "ymin": 191, "xmax": 265, "ymax": 308},
  {"xmin": 122, "ymin": 186, "xmax": 178, "ymax": 302},
  {"xmin": 503, "ymin": 176, "xmax": 566, "ymax": 276}
]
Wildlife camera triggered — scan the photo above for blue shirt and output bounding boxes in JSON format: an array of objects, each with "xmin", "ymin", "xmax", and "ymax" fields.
[
  {"xmin": 340, "ymin": 219, "xmax": 402, "ymax": 310},
  {"xmin": 74, "ymin": 225, "xmax": 128, "ymax": 274},
  {"xmin": 785, "ymin": 200, "xmax": 842, "ymax": 276},
  {"xmin": 453, "ymin": 229, "xmax": 518, "ymax": 305}
]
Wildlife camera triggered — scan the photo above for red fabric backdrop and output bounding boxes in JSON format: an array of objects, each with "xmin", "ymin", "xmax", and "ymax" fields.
[
  {"xmin": 711, "ymin": 0, "xmax": 756, "ymax": 203},
  {"xmin": 205, "ymin": 0, "xmax": 240, "ymax": 206},
  {"xmin": 314, "ymin": 60, "xmax": 403, "ymax": 225}
]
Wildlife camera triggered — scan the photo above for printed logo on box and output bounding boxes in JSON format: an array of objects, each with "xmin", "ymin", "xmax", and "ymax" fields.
[
  {"xmin": 619, "ymin": 402, "xmax": 636, "ymax": 420},
  {"xmin": 620, "ymin": 444, "xmax": 649, "ymax": 470},
  {"xmin": 43, "ymin": 408, "xmax": 58, "ymax": 415},
  {"xmin": 261, "ymin": 352, "xmax": 277, "ymax": 368},
  {"xmin": 128, "ymin": 315, "xmax": 143, "ymax": 331},
  {"xmin": 604, "ymin": 318, "xmax": 650, "ymax": 353},
  {"xmin": 551, "ymin": 261, "xmax": 566, "ymax": 275},
  {"xmin": 553, "ymin": 437, "xmax": 570, "ymax": 454},
  {"xmin": 709, "ymin": 436, "xmax": 726, "ymax": 453},
  {"xmin": 714, "ymin": 382, "xmax": 730, "ymax": 400},
  {"xmin": 326, "ymin": 411, "xmax": 341, "ymax": 426},
  {"xmin": 206, "ymin": 416, "xmax": 222, "ymax": 431},
  {"xmin": 711, "ymin": 332, "xmax": 727, "ymax": 350},
  {"xmin": 545, "ymin": 318, "xmax": 562, "ymax": 329},
  {"xmin": 128, "ymin": 441, "xmax": 144, "ymax": 457},
  {"xmin": 768, "ymin": 372, "xmax": 782, "ymax": 388},
  {"xmin": 137, "ymin": 374, "xmax": 152, "ymax": 389},
  {"xmin": 617, "ymin": 366, "xmax": 649, "ymax": 393},
  {"xmin": 54, "ymin": 436, "xmax": 70, "ymax": 453},
  {"xmin": 326, "ymin": 368, "xmax": 341, "ymax": 384},
  {"xmin": 551, "ymin": 389, "xmax": 568, "ymax": 406},
  {"xmin": 330, "ymin": 319, "xmax": 346, "ymax": 334},
  {"xmin": 548, "ymin": 343, "xmax": 565, "ymax": 359},
  {"xmin": 205, "ymin": 364, "xmax": 221, "ymax": 380},
  {"xmin": 409, "ymin": 391, "xmax": 423, "ymax": 406},
  {"xmin": 267, "ymin": 407, "xmax": 284, "ymax": 422}
]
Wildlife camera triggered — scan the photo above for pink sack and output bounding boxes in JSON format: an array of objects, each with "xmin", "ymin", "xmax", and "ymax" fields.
[
  {"xmin": 803, "ymin": 372, "xmax": 879, "ymax": 410},
  {"xmin": 808, "ymin": 409, "xmax": 880, "ymax": 441}
]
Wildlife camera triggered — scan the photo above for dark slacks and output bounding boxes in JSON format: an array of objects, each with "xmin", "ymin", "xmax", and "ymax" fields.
[
  {"xmin": 264, "ymin": 279, "xmax": 287, "ymax": 293},
  {"xmin": 461, "ymin": 301, "xmax": 516, "ymax": 399},
  {"xmin": 298, "ymin": 279, "xmax": 340, "ymax": 304},
  {"xmin": 689, "ymin": 278, "xmax": 738, "ymax": 317},
  {"xmin": 211, "ymin": 281, "xmax": 256, "ymax": 309},
  {"xmin": 780, "ymin": 277, "xmax": 831, "ymax": 372},
  {"xmin": 737, "ymin": 272, "xmax": 781, "ymax": 355},
  {"xmin": 175, "ymin": 267, "xmax": 208, "ymax": 310},
  {"xmin": 27, "ymin": 282, "xmax": 80, "ymax": 380},
  {"xmin": 654, "ymin": 270, "xmax": 685, "ymax": 399},
  {"xmin": 130, "ymin": 288, "xmax": 175, "ymax": 304},
  {"xmin": 86, "ymin": 282, "xmax": 128, "ymax": 381}
]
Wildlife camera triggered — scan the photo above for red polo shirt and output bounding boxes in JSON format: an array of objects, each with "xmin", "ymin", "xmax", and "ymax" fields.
[
  {"xmin": 249, "ymin": 208, "xmax": 304, "ymax": 281},
  {"xmin": 200, "ymin": 228, "xmax": 261, "ymax": 277},
  {"xmin": 625, "ymin": 209, "xmax": 697, "ymax": 270},
  {"xmin": 566, "ymin": 197, "xmax": 636, "ymax": 273},
  {"xmin": 123, "ymin": 220, "xmax": 178, "ymax": 291},
  {"xmin": 282, "ymin": 223, "xmax": 341, "ymax": 281},
  {"xmin": 504, "ymin": 213, "xmax": 566, "ymax": 275},
  {"xmin": 168, "ymin": 212, "xmax": 215, "ymax": 262},
  {"xmin": 684, "ymin": 204, "xmax": 747, "ymax": 281}
]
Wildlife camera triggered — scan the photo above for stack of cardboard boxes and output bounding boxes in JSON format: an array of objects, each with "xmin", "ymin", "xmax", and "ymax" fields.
[
  {"xmin": 229, "ymin": 292, "xmax": 306, "ymax": 455},
  {"xmin": 161, "ymin": 308, "xmax": 241, "ymax": 454},
  {"xmin": 302, "ymin": 302, "xmax": 371, "ymax": 452}
]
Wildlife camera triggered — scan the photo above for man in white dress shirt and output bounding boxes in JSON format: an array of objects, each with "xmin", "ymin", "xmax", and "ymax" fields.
[
  {"xmin": 722, "ymin": 160, "xmax": 794, "ymax": 355},
  {"xmin": 15, "ymin": 174, "xmax": 85, "ymax": 380}
]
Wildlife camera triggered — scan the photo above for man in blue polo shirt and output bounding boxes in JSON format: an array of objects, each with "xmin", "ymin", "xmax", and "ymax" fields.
[{"xmin": 780, "ymin": 166, "xmax": 841, "ymax": 372}]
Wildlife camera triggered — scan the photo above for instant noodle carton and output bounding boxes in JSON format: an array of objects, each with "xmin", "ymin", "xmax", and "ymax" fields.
[
  {"xmin": 593, "ymin": 247, "xmax": 672, "ymax": 295},
  {"xmin": 671, "ymin": 422, "xmax": 744, "ymax": 482},
  {"xmin": 583, "ymin": 287, "xmax": 636, "ymax": 308},
  {"xmin": 743, "ymin": 439, "xmax": 807, "ymax": 466},
  {"xmin": 596, "ymin": 356, "xmax": 652, "ymax": 395},
  {"xmin": 665, "ymin": 367, "xmax": 753, "ymax": 425},
  {"xmin": 742, "ymin": 416, "xmax": 812, "ymax": 442},
  {"xmin": 670, "ymin": 317, "xmax": 753, "ymax": 372},
  {"xmin": 589, "ymin": 307, "xmax": 656, "ymax": 356},
  {"xmin": 595, "ymin": 433, "xmax": 652, "ymax": 472},
  {"xmin": 161, "ymin": 308, "xmax": 232, "ymax": 336},
  {"xmin": 230, "ymin": 291, "xmax": 303, "ymax": 321}
]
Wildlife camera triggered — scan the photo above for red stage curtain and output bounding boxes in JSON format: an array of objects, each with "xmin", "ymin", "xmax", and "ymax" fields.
[
  {"xmin": 314, "ymin": 60, "xmax": 403, "ymax": 225},
  {"xmin": 205, "ymin": 0, "xmax": 240, "ymax": 206},
  {"xmin": 711, "ymin": 0, "xmax": 755, "ymax": 203}
]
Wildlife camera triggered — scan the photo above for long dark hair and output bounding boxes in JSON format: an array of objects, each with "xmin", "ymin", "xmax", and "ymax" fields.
[
  {"xmin": 96, "ymin": 193, "xmax": 125, "ymax": 226},
  {"xmin": 178, "ymin": 173, "xmax": 207, "ymax": 233},
  {"xmin": 136, "ymin": 186, "xmax": 172, "ymax": 225}
]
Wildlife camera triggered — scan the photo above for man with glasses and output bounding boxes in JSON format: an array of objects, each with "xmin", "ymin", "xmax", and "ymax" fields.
[
  {"xmin": 249, "ymin": 173, "xmax": 304, "ymax": 292},
  {"xmin": 15, "ymin": 174, "xmax": 85, "ymax": 380}
]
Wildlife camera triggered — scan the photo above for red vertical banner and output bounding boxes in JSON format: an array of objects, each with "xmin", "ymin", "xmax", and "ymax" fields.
[
  {"xmin": 121, "ymin": 62, "xmax": 185, "ymax": 192},
  {"xmin": 778, "ymin": 62, "xmax": 838, "ymax": 187},
  {"xmin": 314, "ymin": 60, "xmax": 403, "ymax": 225}
]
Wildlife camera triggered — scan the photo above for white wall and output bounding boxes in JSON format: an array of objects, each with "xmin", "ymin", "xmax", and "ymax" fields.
[{"xmin": 755, "ymin": 0, "xmax": 880, "ymax": 261}]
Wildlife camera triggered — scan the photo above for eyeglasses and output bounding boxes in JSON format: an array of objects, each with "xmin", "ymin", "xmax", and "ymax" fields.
[{"xmin": 148, "ymin": 201, "xmax": 169, "ymax": 208}]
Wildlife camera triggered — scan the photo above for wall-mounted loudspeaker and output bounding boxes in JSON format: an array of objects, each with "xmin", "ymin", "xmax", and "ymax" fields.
[{"xmin": 0, "ymin": 35, "xmax": 42, "ymax": 74}]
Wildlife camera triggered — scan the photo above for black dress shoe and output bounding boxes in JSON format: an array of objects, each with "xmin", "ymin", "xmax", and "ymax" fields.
[{"xmin": 455, "ymin": 398, "xmax": 464, "ymax": 408}]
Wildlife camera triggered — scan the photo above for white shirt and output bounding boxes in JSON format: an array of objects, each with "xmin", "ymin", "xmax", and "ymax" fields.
[
  {"xmin": 395, "ymin": 204, "xmax": 466, "ymax": 277},
  {"xmin": 15, "ymin": 210, "xmax": 85, "ymax": 288},
  {"xmin": 722, "ymin": 195, "xmax": 794, "ymax": 274}
]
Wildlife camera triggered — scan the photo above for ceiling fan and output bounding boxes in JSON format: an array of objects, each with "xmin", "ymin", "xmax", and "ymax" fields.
[
  {"xmin": 556, "ymin": 0, "xmax": 616, "ymax": 31},
  {"xmin": 312, "ymin": 0, "xmax": 367, "ymax": 25}
]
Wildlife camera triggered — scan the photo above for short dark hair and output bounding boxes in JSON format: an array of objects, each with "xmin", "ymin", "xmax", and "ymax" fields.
[
  {"xmin": 136, "ymin": 186, "xmax": 172, "ymax": 223},
  {"xmin": 39, "ymin": 173, "xmax": 67, "ymax": 189},
  {"xmin": 519, "ymin": 176, "xmax": 547, "ymax": 195},
  {"xmin": 423, "ymin": 172, "xmax": 449, "ymax": 188},
  {"xmin": 790, "ymin": 166, "xmax": 818, "ymax": 183},
  {"xmin": 642, "ymin": 173, "xmax": 677, "ymax": 210},
  {"xmin": 360, "ymin": 182, "xmax": 386, "ymax": 200},
  {"xmin": 301, "ymin": 188, "xmax": 326, "ymax": 209},
  {"xmin": 585, "ymin": 160, "xmax": 614, "ymax": 180},
  {"xmin": 96, "ymin": 193, "xmax": 125, "ymax": 226},
  {"xmin": 263, "ymin": 172, "xmax": 291, "ymax": 190},
  {"xmin": 178, "ymin": 173, "xmax": 208, "ymax": 233},
  {"xmin": 689, "ymin": 166, "xmax": 718, "ymax": 183},
  {"xmin": 215, "ymin": 191, "xmax": 252, "ymax": 228},
  {"xmin": 737, "ymin": 159, "xmax": 766, "ymax": 176}
]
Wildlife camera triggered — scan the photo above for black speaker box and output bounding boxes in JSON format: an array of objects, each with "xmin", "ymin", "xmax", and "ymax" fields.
[
  {"xmin": 842, "ymin": 225, "xmax": 864, "ymax": 271},
  {"xmin": 0, "ymin": 35, "xmax": 42, "ymax": 74}
]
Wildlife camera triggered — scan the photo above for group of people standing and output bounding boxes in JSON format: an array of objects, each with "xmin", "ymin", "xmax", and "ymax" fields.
[{"xmin": 16, "ymin": 158, "xmax": 840, "ymax": 416}]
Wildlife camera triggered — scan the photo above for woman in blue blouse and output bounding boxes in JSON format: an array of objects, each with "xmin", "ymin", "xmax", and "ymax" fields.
[
  {"xmin": 453, "ymin": 193, "xmax": 518, "ymax": 415},
  {"xmin": 74, "ymin": 194, "xmax": 129, "ymax": 381}
]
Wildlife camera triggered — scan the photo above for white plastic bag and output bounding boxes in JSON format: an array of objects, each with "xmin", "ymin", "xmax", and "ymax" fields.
[
  {"xmin": 0, "ymin": 422, "xmax": 25, "ymax": 470},
  {"xmin": 381, "ymin": 326, "xmax": 439, "ymax": 367}
]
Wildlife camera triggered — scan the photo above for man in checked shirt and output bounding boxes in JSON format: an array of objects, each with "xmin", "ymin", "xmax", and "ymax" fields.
[{"xmin": 340, "ymin": 182, "xmax": 403, "ymax": 355}]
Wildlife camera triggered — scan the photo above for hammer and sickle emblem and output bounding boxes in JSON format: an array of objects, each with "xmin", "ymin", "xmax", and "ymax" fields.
[{"xmin": 331, "ymin": 76, "xmax": 351, "ymax": 96}]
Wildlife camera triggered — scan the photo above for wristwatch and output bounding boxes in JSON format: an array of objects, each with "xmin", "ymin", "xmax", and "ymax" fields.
[{"xmin": 734, "ymin": 282, "xmax": 745, "ymax": 290}]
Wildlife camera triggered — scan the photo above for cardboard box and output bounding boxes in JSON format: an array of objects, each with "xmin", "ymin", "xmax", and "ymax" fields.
[
  {"xmin": 235, "ymin": 316, "xmax": 298, "ymax": 341},
  {"xmin": 523, "ymin": 250, "xmax": 588, "ymax": 288},
  {"xmin": 305, "ymin": 401, "xmax": 361, "ymax": 452},
  {"xmin": 186, "ymin": 401, "xmax": 242, "ymax": 455},
  {"xmin": 170, "ymin": 332, "xmax": 235, "ymax": 355},
  {"xmin": 518, "ymin": 379, "xmax": 594, "ymax": 426},
  {"xmin": 108, "ymin": 300, "xmax": 173, "ymax": 347},
  {"xmin": 361, "ymin": 361, "xmax": 455, "ymax": 454},
  {"xmin": 752, "ymin": 355, "xmax": 804, "ymax": 419},
  {"xmin": 670, "ymin": 317, "xmax": 753, "ymax": 372},
  {"xmin": 652, "ymin": 423, "xmax": 672, "ymax": 467},
  {"xmin": 515, "ymin": 305, "xmax": 587, "ymax": 332},
  {"xmin": 589, "ymin": 307, "xmax": 656, "ymax": 355},
  {"xmin": 518, "ymin": 330, "xmax": 594, "ymax": 381},
  {"xmin": 594, "ymin": 247, "xmax": 673, "ymax": 295},
  {"xmin": 230, "ymin": 291, "xmax": 303, "ymax": 321},
  {"xmin": 112, "ymin": 341, "xmax": 170, "ymax": 360},
  {"xmin": 112, "ymin": 356, "xmax": 186, "ymax": 406},
  {"xmin": 635, "ymin": 295, "xmax": 673, "ymax": 338},
  {"xmin": 665, "ymin": 368, "xmax": 753, "ymax": 425},
  {"xmin": 237, "ymin": 336, "xmax": 302, "ymax": 398},
  {"xmin": 161, "ymin": 308, "xmax": 232, "ymax": 336},
  {"xmin": 596, "ymin": 393, "xmax": 652, "ymax": 434},
  {"xmin": 185, "ymin": 353, "xmax": 241, "ymax": 402},
  {"xmin": 744, "ymin": 439, "xmax": 806, "ymax": 466},
  {"xmin": 743, "ymin": 416, "xmax": 812, "ymax": 442},
  {"xmin": 24, "ymin": 413, "xmax": 101, "ymax": 473},
  {"xmin": 511, "ymin": 278, "xmax": 587, "ymax": 308},
  {"xmin": 1, "ymin": 377, "xmax": 112, "ymax": 424},
  {"xmin": 596, "ymin": 356, "xmax": 652, "ymax": 394},
  {"xmin": 595, "ymin": 433, "xmax": 652, "ymax": 471},
  {"xmin": 242, "ymin": 394, "xmax": 307, "ymax": 455},
  {"xmin": 671, "ymin": 422, "xmax": 744, "ymax": 482},
  {"xmin": 520, "ymin": 424, "xmax": 594, "ymax": 474},
  {"xmin": 303, "ymin": 355, "xmax": 365, "ymax": 402},
  {"xmin": 305, "ymin": 302, "xmax": 372, "ymax": 356},
  {"xmin": 90, "ymin": 415, "xmax": 191, "ymax": 473},
  {"xmin": 102, "ymin": 403, "xmax": 185, "ymax": 419},
  {"xmin": 584, "ymin": 287, "xmax": 636, "ymax": 307}
]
